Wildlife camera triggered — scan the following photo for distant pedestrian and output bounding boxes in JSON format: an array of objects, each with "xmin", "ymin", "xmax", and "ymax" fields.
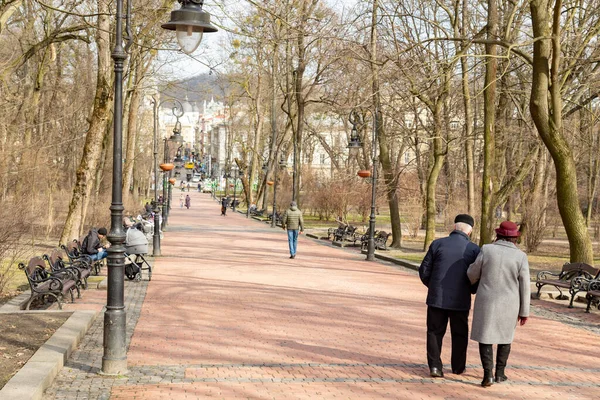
[
  {"xmin": 197, "ymin": 183, "xmax": 201, "ymax": 192},
  {"xmin": 282, "ymin": 201, "xmax": 304, "ymax": 259},
  {"xmin": 185, "ymin": 195, "xmax": 191, "ymax": 209},
  {"xmin": 221, "ymin": 197, "xmax": 227, "ymax": 216},
  {"xmin": 418, "ymin": 214, "xmax": 480, "ymax": 378},
  {"xmin": 467, "ymin": 220, "xmax": 530, "ymax": 387},
  {"xmin": 179, "ymin": 193, "xmax": 184, "ymax": 208},
  {"xmin": 144, "ymin": 202, "xmax": 152, "ymax": 214},
  {"xmin": 187, "ymin": 183, "xmax": 191, "ymax": 192}
]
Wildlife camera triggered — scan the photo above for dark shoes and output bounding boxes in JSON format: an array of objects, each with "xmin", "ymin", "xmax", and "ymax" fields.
[
  {"xmin": 289, "ymin": 255, "xmax": 295, "ymax": 259},
  {"xmin": 452, "ymin": 368, "xmax": 465, "ymax": 375},
  {"xmin": 481, "ymin": 373, "xmax": 494, "ymax": 387},
  {"xmin": 429, "ymin": 367, "xmax": 444, "ymax": 378},
  {"xmin": 495, "ymin": 373, "xmax": 508, "ymax": 383}
]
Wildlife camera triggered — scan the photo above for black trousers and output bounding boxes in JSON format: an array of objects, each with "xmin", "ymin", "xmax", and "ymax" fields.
[{"xmin": 426, "ymin": 306, "xmax": 469, "ymax": 371}]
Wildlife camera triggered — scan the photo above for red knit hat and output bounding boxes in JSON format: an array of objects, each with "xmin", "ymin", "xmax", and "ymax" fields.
[{"xmin": 495, "ymin": 221, "xmax": 520, "ymax": 237}]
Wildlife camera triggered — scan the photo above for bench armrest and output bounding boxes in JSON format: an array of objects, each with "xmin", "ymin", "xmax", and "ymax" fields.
[
  {"xmin": 536, "ymin": 270, "xmax": 560, "ymax": 281},
  {"xmin": 588, "ymin": 279, "xmax": 600, "ymax": 292},
  {"xmin": 31, "ymin": 275, "xmax": 65, "ymax": 293},
  {"xmin": 571, "ymin": 276, "xmax": 593, "ymax": 292}
]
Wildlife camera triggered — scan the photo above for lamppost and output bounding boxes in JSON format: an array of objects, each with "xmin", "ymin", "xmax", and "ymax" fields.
[
  {"xmin": 153, "ymin": 99, "xmax": 184, "ymax": 254},
  {"xmin": 102, "ymin": 0, "xmax": 216, "ymax": 376},
  {"xmin": 347, "ymin": 109, "xmax": 378, "ymax": 261},
  {"xmin": 162, "ymin": 139, "xmax": 170, "ymax": 228},
  {"xmin": 230, "ymin": 167, "xmax": 243, "ymax": 212}
]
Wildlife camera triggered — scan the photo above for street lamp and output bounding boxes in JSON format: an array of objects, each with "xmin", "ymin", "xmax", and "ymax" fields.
[
  {"xmin": 102, "ymin": 0, "xmax": 215, "ymax": 377},
  {"xmin": 156, "ymin": 100, "xmax": 183, "ymax": 233},
  {"xmin": 152, "ymin": 99, "xmax": 184, "ymax": 255},
  {"xmin": 348, "ymin": 109, "xmax": 378, "ymax": 261},
  {"xmin": 161, "ymin": 106, "xmax": 184, "ymax": 229},
  {"xmin": 231, "ymin": 167, "xmax": 243, "ymax": 212},
  {"xmin": 162, "ymin": 0, "xmax": 218, "ymax": 54}
]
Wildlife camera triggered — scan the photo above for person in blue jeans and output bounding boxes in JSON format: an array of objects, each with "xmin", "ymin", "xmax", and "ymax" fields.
[
  {"xmin": 282, "ymin": 201, "xmax": 304, "ymax": 259},
  {"xmin": 81, "ymin": 227, "xmax": 109, "ymax": 261}
]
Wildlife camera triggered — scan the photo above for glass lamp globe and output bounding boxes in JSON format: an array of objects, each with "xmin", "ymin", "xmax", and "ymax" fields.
[{"xmin": 176, "ymin": 25, "xmax": 204, "ymax": 54}]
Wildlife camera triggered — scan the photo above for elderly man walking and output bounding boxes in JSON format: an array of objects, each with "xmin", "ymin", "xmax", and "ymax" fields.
[
  {"xmin": 418, "ymin": 214, "xmax": 480, "ymax": 378},
  {"xmin": 282, "ymin": 201, "xmax": 304, "ymax": 259}
]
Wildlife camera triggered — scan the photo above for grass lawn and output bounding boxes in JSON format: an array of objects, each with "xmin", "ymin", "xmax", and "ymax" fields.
[{"xmin": 303, "ymin": 222, "xmax": 600, "ymax": 280}]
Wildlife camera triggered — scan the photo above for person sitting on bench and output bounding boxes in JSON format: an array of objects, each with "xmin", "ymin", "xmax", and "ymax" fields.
[{"xmin": 81, "ymin": 227, "xmax": 110, "ymax": 261}]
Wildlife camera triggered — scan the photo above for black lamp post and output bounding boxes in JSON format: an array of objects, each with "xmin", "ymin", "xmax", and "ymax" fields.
[
  {"xmin": 347, "ymin": 109, "xmax": 378, "ymax": 262},
  {"xmin": 156, "ymin": 99, "xmax": 183, "ymax": 235},
  {"xmin": 162, "ymin": 139, "xmax": 170, "ymax": 229},
  {"xmin": 102, "ymin": 0, "xmax": 129, "ymax": 376},
  {"xmin": 102, "ymin": 0, "xmax": 216, "ymax": 376},
  {"xmin": 231, "ymin": 167, "xmax": 243, "ymax": 212}
]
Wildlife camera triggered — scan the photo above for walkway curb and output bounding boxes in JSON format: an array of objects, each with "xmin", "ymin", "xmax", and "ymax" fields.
[
  {"xmin": 0, "ymin": 310, "xmax": 99, "ymax": 400},
  {"xmin": 360, "ymin": 249, "xmax": 420, "ymax": 271}
]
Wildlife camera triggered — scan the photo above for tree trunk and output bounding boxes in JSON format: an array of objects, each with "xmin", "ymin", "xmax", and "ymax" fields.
[
  {"xmin": 423, "ymin": 105, "xmax": 445, "ymax": 249},
  {"xmin": 479, "ymin": 0, "xmax": 498, "ymax": 245},
  {"xmin": 60, "ymin": 0, "xmax": 112, "ymax": 244},
  {"xmin": 529, "ymin": 0, "xmax": 593, "ymax": 264},
  {"xmin": 122, "ymin": 57, "xmax": 143, "ymax": 206}
]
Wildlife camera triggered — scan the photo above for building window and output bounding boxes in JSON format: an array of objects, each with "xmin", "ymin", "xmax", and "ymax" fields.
[
  {"xmin": 320, "ymin": 154, "xmax": 326, "ymax": 164},
  {"xmin": 404, "ymin": 151, "xmax": 411, "ymax": 165},
  {"xmin": 405, "ymin": 120, "xmax": 413, "ymax": 128}
]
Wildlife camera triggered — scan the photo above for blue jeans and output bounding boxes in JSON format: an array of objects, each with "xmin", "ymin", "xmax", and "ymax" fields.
[
  {"xmin": 89, "ymin": 249, "xmax": 107, "ymax": 261},
  {"xmin": 287, "ymin": 229, "xmax": 299, "ymax": 256}
]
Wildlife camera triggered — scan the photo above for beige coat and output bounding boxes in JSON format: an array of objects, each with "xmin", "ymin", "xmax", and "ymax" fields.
[{"xmin": 467, "ymin": 240, "xmax": 530, "ymax": 344}]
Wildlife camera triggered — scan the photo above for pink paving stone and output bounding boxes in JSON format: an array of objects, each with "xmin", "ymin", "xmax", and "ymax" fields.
[{"xmin": 112, "ymin": 192, "xmax": 600, "ymax": 398}]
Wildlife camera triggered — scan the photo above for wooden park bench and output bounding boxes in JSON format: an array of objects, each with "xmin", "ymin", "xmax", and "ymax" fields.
[
  {"xmin": 361, "ymin": 231, "xmax": 392, "ymax": 250},
  {"xmin": 327, "ymin": 223, "xmax": 345, "ymax": 240},
  {"xmin": 249, "ymin": 207, "xmax": 265, "ymax": 217},
  {"xmin": 19, "ymin": 257, "xmax": 78, "ymax": 310},
  {"xmin": 267, "ymin": 211, "xmax": 283, "ymax": 226},
  {"xmin": 43, "ymin": 249, "xmax": 91, "ymax": 290},
  {"xmin": 535, "ymin": 262, "xmax": 599, "ymax": 308},
  {"xmin": 585, "ymin": 279, "xmax": 600, "ymax": 313},
  {"xmin": 61, "ymin": 240, "xmax": 103, "ymax": 275}
]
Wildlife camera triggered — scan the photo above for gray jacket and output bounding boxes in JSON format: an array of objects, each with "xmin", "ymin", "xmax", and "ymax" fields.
[
  {"xmin": 283, "ymin": 206, "xmax": 304, "ymax": 231},
  {"xmin": 467, "ymin": 241, "xmax": 530, "ymax": 344}
]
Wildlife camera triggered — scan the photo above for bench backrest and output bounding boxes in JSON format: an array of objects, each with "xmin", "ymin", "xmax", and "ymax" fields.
[
  {"xmin": 45, "ymin": 249, "xmax": 67, "ymax": 271},
  {"xmin": 23, "ymin": 257, "xmax": 50, "ymax": 283},
  {"xmin": 63, "ymin": 241, "xmax": 82, "ymax": 259},
  {"xmin": 560, "ymin": 262, "xmax": 598, "ymax": 280}
]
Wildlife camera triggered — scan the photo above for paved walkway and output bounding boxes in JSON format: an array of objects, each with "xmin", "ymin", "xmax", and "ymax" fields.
[{"xmin": 44, "ymin": 191, "xmax": 600, "ymax": 399}]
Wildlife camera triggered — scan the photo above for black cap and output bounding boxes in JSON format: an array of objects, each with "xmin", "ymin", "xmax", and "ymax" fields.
[
  {"xmin": 98, "ymin": 227, "xmax": 108, "ymax": 235},
  {"xmin": 454, "ymin": 214, "xmax": 474, "ymax": 227}
]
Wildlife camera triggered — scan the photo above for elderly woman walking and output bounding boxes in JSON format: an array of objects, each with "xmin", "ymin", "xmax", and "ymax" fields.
[{"xmin": 467, "ymin": 221, "xmax": 530, "ymax": 387}]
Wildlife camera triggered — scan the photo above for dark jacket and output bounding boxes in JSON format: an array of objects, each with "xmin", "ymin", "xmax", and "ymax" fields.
[
  {"xmin": 418, "ymin": 230, "xmax": 480, "ymax": 311},
  {"xmin": 81, "ymin": 229, "xmax": 102, "ymax": 255}
]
